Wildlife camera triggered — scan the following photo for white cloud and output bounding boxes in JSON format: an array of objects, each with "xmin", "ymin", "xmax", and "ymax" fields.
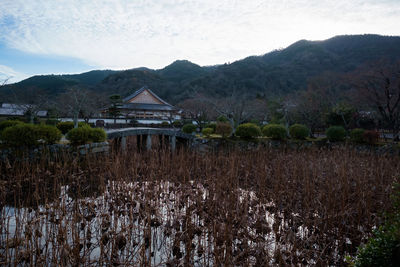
[
  {"xmin": 0, "ymin": 0, "xmax": 399, "ymax": 69},
  {"xmin": 0, "ymin": 65, "xmax": 28, "ymax": 83}
]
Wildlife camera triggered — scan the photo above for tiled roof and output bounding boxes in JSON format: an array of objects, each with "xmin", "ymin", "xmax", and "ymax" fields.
[{"xmin": 123, "ymin": 86, "xmax": 173, "ymax": 106}]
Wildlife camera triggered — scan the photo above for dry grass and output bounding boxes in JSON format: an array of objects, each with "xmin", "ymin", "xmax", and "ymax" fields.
[{"xmin": 0, "ymin": 146, "xmax": 398, "ymax": 266}]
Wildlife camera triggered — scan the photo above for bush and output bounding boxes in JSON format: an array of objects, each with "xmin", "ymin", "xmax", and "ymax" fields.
[
  {"xmin": 205, "ymin": 122, "xmax": 216, "ymax": 132},
  {"xmin": 235, "ymin": 123, "xmax": 261, "ymax": 139},
  {"xmin": 350, "ymin": 128, "xmax": 365, "ymax": 143},
  {"xmin": 89, "ymin": 128, "xmax": 107, "ymax": 143},
  {"xmin": 66, "ymin": 126, "xmax": 106, "ymax": 145},
  {"xmin": 215, "ymin": 122, "xmax": 232, "ymax": 138},
  {"xmin": 262, "ymin": 124, "xmax": 287, "ymax": 140},
  {"xmin": 182, "ymin": 124, "xmax": 197, "ymax": 134},
  {"xmin": 56, "ymin": 121, "xmax": 74, "ymax": 135},
  {"xmin": 66, "ymin": 126, "xmax": 92, "ymax": 146},
  {"xmin": 0, "ymin": 120, "xmax": 23, "ymax": 136},
  {"xmin": 45, "ymin": 119, "xmax": 60, "ymax": 126},
  {"xmin": 217, "ymin": 115, "xmax": 229, "ymax": 123},
  {"xmin": 36, "ymin": 125, "xmax": 62, "ymax": 144},
  {"xmin": 172, "ymin": 120, "xmax": 182, "ymax": 127},
  {"xmin": 161, "ymin": 121, "xmax": 170, "ymax": 127},
  {"xmin": 1, "ymin": 123, "xmax": 40, "ymax": 147},
  {"xmin": 202, "ymin": 128, "xmax": 214, "ymax": 137},
  {"xmin": 363, "ymin": 130, "xmax": 379, "ymax": 144},
  {"xmin": 289, "ymin": 124, "xmax": 309, "ymax": 140},
  {"xmin": 56, "ymin": 121, "xmax": 90, "ymax": 134},
  {"xmin": 326, "ymin": 126, "xmax": 346, "ymax": 142},
  {"xmin": 351, "ymin": 184, "xmax": 400, "ymax": 267}
]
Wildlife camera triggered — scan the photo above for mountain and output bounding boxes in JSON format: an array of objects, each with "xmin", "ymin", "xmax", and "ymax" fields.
[{"xmin": 2, "ymin": 34, "xmax": 400, "ymax": 103}]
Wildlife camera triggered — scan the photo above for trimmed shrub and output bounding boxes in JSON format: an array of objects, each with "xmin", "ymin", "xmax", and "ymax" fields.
[
  {"xmin": 45, "ymin": 119, "xmax": 60, "ymax": 126},
  {"xmin": 182, "ymin": 124, "xmax": 197, "ymax": 134},
  {"xmin": 202, "ymin": 127, "xmax": 214, "ymax": 137},
  {"xmin": 350, "ymin": 128, "xmax": 365, "ymax": 143},
  {"xmin": 363, "ymin": 130, "xmax": 379, "ymax": 144},
  {"xmin": 262, "ymin": 124, "xmax": 287, "ymax": 140},
  {"xmin": 205, "ymin": 122, "xmax": 216, "ymax": 132},
  {"xmin": 66, "ymin": 126, "xmax": 92, "ymax": 146},
  {"xmin": 89, "ymin": 128, "xmax": 107, "ymax": 143},
  {"xmin": 0, "ymin": 120, "xmax": 23, "ymax": 135},
  {"xmin": 215, "ymin": 122, "xmax": 232, "ymax": 138},
  {"xmin": 289, "ymin": 124, "xmax": 309, "ymax": 140},
  {"xmin": 161, "ymin": 121, "xmax": 170, "ymax": 127},
  {"xmin": 235, "ymin": 123, "xmax": 261, "ymax": 139},
  {"xmin": 172, "ymin": 120, "xmax": 182, "ymax": 127},
  {"xmin": 1, "ymin": 123, "xmax": 40, "ymax": 147},
  {"xmin": 56, "ymin": 121, "xmax": 74, "ymax": 135},
  {"xmin": 37, "ymin": 125, "xmax": 62, "ymax": 144},
  {"xmin": 326, "ymin": 126, "xmax": 346, "ymax": 142},
  {"xmin": 217, "ymin": 115, "xmax": 229, "ymax": 123}
]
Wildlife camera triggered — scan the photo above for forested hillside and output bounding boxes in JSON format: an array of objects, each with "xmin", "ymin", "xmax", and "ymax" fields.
[{"xmin": 1, "ymin": 34, "xmax": 400, "ymax": 104}]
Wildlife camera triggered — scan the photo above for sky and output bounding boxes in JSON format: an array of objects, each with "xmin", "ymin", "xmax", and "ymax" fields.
[{"xmin": 0, "ymin": 0, "xmax": 399, "ymax": 83}]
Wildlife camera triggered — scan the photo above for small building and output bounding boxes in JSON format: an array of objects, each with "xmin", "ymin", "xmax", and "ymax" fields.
[
  {"xmin": 0, "ymin": 103, "xmax": 48, "ymax": 117},
  {"xmin": 116, "ymin": 86, "xmax": 181, "ymax": 120}
]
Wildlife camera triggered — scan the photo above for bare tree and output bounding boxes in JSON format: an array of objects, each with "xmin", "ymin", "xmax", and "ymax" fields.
[
  {"xmin": 57, "ymin": 87, "xmax": 92, "ymax": 128},
  {"xmin": 352, "ymin": 61, "xmax": 400, "ymax": 138},
  {"xmin": 177, "ymin": 98, "xmax": 216, "ymax": 129}
]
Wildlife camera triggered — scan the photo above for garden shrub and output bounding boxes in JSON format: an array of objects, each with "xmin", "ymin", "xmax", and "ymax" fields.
[
  {"xmin": 182, "ymin": 124, "xmax": 197, "ymax": 134},
  {"xmin": 1, "ymin": 123, "xmax": 40, "ymax": 147},
  {"xmin": 0, "ymin": 120, "xmax": 23, "ymax": 136},
  {"xmin": 88, "ymin": 128, "xmax": 107, "ymax": 143},
  {"xmin": 351, "ymin": 184, "xmax": 400, "ymax": 267},
  {"xmin": 205, "ymin": 122, "xmax": 216, "ymax": 132},
  {"xmin": 56, "ymin": 121, "xmax": 89, "ymax": 134},
  {"xmin": 289, "ymin": 124, "xmax": 309, "ymax": 140},
  {"xmin": 363, "ymin": 130, "xmax": 379, "ymax": 145},
  {"xmin": 262, "ymin": 124, "xmax": 287, "ymax": 140},
  {"xmin": 202, "ymin": 127, "xmax": 214, "ymax": 137},
  {"xmin": 215, "ymin": 122, "xmax": 232, "ymax": 138},
  {"xmin": 66, "ymin": 126, "xmax": 92, "ymax": 146},
  {"xmin": 350, "ymin": 128, "xmax": 365, "ymax": 143},
  {"xmin": 172, "ymin": 120, "xmax": 182, "ymax": 127},
  {"xmin": 161, "ymin": 121, "xmax": 170, "ymax": 127},
  {"xmin": 217, "ymin": 115, "xmax": 229, "ymax": 123},
  {"xmin": 45, "ymin": 119, "xmax": 60, "ymax": 126},
  {"xmin": 56, "ymin": 121, "xmax": 74, "ymax": 134},
  {"xmin": 326, "ymin": 126, "xmax": 346, "ymax": 142},
  {"xmin": 36, "ymin": 125, "xmax": 62, "ymax": 144},
  {"xmin": 235, "ymin": 123, "xmax": 261, "ymax": 139}
]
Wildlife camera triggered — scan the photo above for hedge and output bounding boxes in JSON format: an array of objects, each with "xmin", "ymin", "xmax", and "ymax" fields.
[
  {"xmin": 66, "ymin": 126, "xmax": 107, "ymax": 146},
  {"xmin": 1, "ymin": 124, "xmax": 40, "ymax": 147},
  {"xmin": 262, "ymin": 124, "xmax": 287, "ymax": 140},
  {"xmin": 182, "ymin": 124, "xmax": 197, "ymax": 134},
  {"xmin": 235, "ymin": 123, "xmax": 261, "ymax": 139},
  {"xmin": 289, "ymin": 124, "xmax": 309, "ymax": 140},
  {"xmin": 37, "ymin": 125, "xmax": 62, "ymax": 145},
  {"xmin": 202, "ymin": 127, "xmax": 214, "ymax": 137},
  {"xmin": 350, "ymin": 128, "xmax": 365, "ymax": 143},
  {"xmin": 0, "ymin": 120, "xmax": 23, "ymax": 135},
  {"xmin": 326, "ymin": 126, "xmax": 346, "ymax": 142}
]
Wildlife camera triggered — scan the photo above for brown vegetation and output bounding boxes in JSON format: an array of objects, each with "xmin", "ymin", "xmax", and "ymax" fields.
[{"xmin": 0, "ymin": 147, "xmax": 398, "ymax": 265}]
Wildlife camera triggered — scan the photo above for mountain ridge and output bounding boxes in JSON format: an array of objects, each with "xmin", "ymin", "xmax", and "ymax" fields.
[{"xmin": 2, "ymin": 34, "xmax": 400, "ymax": 104}]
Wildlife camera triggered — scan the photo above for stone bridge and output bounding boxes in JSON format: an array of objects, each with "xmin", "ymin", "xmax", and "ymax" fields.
[{"xmin": 106, "ymin": 127, "xmax": 195, "ymax": 151}]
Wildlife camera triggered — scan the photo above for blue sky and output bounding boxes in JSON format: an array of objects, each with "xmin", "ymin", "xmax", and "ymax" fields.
[{"xmin": 0, "ymin": 0, "xmax": 400, "ymax": 83}]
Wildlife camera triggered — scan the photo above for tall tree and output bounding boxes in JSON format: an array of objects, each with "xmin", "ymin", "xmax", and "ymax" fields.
[
  {"xmin": 108, "ymin": 94, "xmax": 123, "ymax": 124},
  {"xmin": 352, "ymin": 61, "xmax": 400, "ymax": 138},
  {"xmin": 57, "ymin": 87, "xmax": 91, "ymax": 128}
]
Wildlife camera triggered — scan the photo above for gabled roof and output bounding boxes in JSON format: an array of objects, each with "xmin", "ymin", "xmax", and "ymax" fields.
[
  {"xmin": 120, "ymin": 103, "xmax": 177, "ymax": 111},
  {"xmin": 123, "ymin": 86, "xmax": 173, "ymax": 106}
]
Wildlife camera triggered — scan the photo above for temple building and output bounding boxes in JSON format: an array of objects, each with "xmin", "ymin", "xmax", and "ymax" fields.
[{"xmin": 116, "ymin": 86, "xmax": 181, "ymax": 120}]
